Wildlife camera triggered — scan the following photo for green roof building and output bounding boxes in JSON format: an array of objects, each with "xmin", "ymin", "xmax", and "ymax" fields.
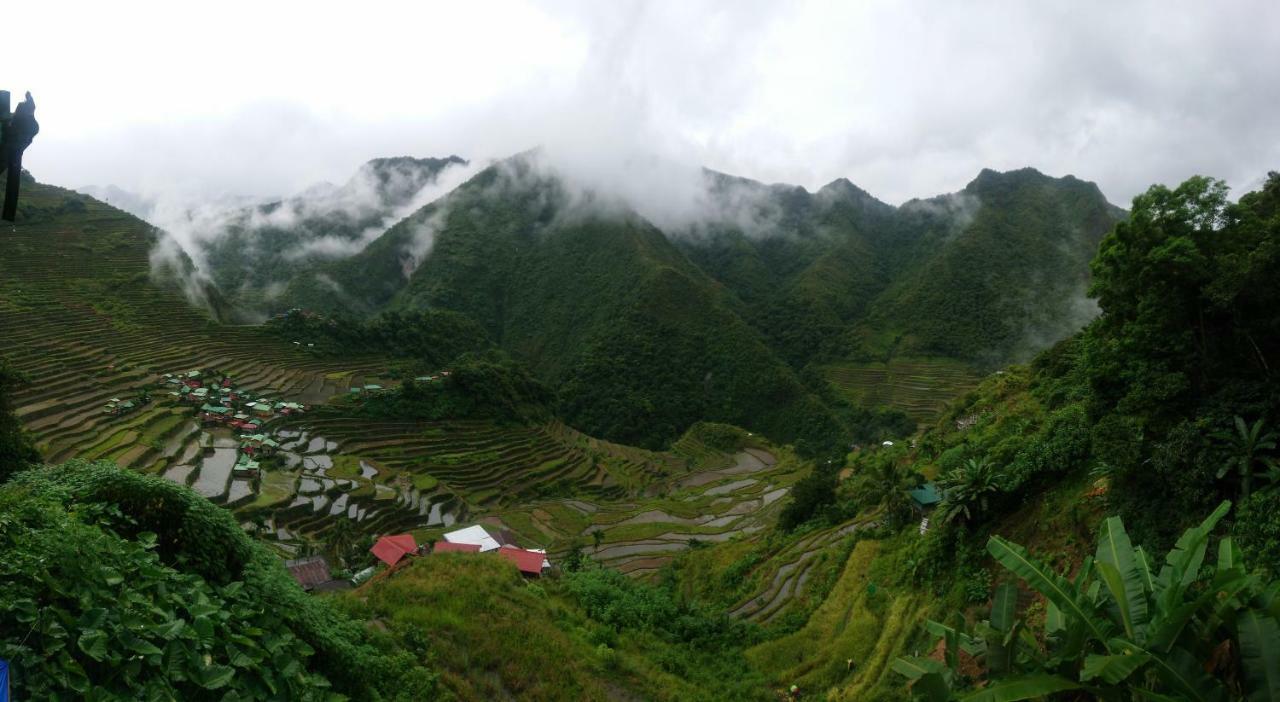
[{"xmin": 908, "ymin": 483, "xmax": 943, "ymax": 510}]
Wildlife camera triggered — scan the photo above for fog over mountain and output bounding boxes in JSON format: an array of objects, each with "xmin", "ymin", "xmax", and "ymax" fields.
[{"xmin": 11, "ymin": 0, "xmax": 1280, "ymax": 214}]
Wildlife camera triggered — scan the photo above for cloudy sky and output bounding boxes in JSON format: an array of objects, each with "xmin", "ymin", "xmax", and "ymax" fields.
[{"xmin": 10, "ymin": 0, "xmax": 1279, "ymax": 207}]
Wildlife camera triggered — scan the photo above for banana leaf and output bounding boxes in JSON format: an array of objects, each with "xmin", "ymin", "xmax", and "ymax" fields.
[
  {"xmin": 988, "ymin": 535, "xmax": 1112, "ymax": 649},
  {"xmin": 1095, "ymin": 516, "xmax": 1149, "ymax": 638},
  {"xmin": 1239, "ymin": 610, "xmax": 1280, "ymax": 702},
  {"xmin": 958, "ymin": 674, "xmax": 1080, "ymax": 701},
  {"xmin": 1081, "ymin": 652, "xmax": 1150, "ymax": 684}
]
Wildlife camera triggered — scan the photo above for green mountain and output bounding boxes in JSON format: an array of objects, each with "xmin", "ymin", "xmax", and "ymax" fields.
[
  {"xmin": 858, "ymin": 168, "xmax": 1126, "ymax": 365},
  {"xmin": 669, "ymin": 167, "xmax": 1124, "ymax": 370},
  {"xmin": 268, "ymin": 157, "xmax": 1121, "ymax": 452},
  {"xmin": 282, "ymin": 157, "xmax": 857, "ymax": 454}
]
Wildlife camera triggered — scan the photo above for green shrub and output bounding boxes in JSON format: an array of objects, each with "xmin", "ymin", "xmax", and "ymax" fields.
[{"xmin": 0, "ymin": 461, "xmax": 437, "ymax": 700}]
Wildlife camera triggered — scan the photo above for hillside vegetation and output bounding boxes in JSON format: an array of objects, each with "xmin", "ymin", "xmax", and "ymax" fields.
[
  {"xmin": 2, "ymin": 162, "xmax": 1277, "ymax": 701},
  {"xmin": 198, "ymin": 156, "xmax": 467, "ymax": 319},
  {"xmin": 281, "ymin": 157, "xmax": 864, "ymax": 455},
  {"xmin": 262, "ymin": 156, "xmax": 1122, "ymax": 452}
]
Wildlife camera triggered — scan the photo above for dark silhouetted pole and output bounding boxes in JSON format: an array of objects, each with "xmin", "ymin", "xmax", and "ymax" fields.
[{"xmin": 1, "ymin": 91, "xmax": 39, "ymax": 222}]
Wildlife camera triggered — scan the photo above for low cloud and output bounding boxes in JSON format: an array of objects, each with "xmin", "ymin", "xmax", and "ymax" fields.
[{"xmin": 139, "ymin": 157, "xmax": 479, "ymax": 313}]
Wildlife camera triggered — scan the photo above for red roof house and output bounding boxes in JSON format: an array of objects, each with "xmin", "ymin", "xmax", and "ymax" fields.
[
  {"xmin": 285, "ymin": 555, "xmax": 333, "ymax": 590},
  {"xmin": 370, "ymin": 533, "xmax": 418, "ymax": 566},
  {"xmin": 498, "ymin": 545, "xmax": 549, "ymax": 577},
  {"xmin": 433, "ymin": 541, "xmax": 481, "ymax": 554}
]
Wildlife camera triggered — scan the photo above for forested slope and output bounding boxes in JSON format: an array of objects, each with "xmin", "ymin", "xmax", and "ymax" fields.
[{"xmin": 284, "ymin": 157, "xmax": 860, "ymax": 454}]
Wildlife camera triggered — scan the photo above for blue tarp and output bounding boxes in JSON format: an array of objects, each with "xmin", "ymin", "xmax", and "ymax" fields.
[{"xmin": 1, "ymin": 658, "xmax": 10, "ymax": 702}]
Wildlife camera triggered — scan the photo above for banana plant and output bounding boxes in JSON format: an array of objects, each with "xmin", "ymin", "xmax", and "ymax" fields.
[{"xmin": 896, "ymin": 501, "xmax": 1280, "ymax": 700}]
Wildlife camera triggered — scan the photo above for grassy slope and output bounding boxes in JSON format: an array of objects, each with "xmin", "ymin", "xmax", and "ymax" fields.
[{"xmin": 347, "ymin": 555, "xmax": 765, "ymax": 701}]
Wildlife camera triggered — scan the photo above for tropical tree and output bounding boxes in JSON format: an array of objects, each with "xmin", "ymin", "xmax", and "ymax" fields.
[
  {"xmin": 856, "ymin": 455, "xmax": 921, "ymax": 529},
  {"xmin": 936, "ymin": 458, "xmax": 1000, "ymax": 525},
  {"xmin": 895, "ymin": 501, "xmax": 1280, "ymax": 701},
  {"xmin": 325, "ymin": 518, "xmax": 360, "ymax": 569},
  {"xmin": 1217, "ymin": 415, "xmax": 1279, "ymax": 500}
]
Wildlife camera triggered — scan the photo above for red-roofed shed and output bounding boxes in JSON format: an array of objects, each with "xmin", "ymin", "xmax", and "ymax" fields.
[
  {"xmin": 370, "ymin": 533, "xmax": 418, "ymax": 566},
  {"xmin": 498, "ymin": 545, "xmax": 549, "ymax": 578},
  {"xmin": 433, "ymin": 541, "xmax": 481, "ymax": 554}
]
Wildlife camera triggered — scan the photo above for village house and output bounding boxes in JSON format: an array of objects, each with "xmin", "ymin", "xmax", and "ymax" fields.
[
  {"xmin": 497, "ymin": 545, "xmax": 552, "ymax": 578},
  {"xmin": 442, "ymin": 525, "xmax": 501, "ymax": 552},
  {"xmin": 284, "ymin": 555, "xmax": 349, "ymax": 592},
  {"xmin": 436, "ymin": 525, "xmax": 553, "ymax": 578},
  {"xmin": 199, "ymin": 403, "xmax": 231, "ymax": 424},
  {"xmin": 250, "ymin": 402, "xmax": 275, "ymax": 418},
  {"xmin": 102, "ymin": 398, "xmax": 136, "ymax": 415},
  {"xmin": 908, "ymin": 482, "xmax": 942, "ymax": 513},
  {"xmin": 233, "ymin": 456, "xmax": 260, "ymax": 477},
  {"xmin": 370, "ymin": 533, "xmax": 418, "ymax": 567},
  {"xmin": 239, "ymin": 433, "xmax": 280, "ymax": 456}
]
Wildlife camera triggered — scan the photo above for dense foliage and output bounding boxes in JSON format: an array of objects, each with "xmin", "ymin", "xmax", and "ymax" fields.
[
  {"xmin": 263, "ymin": 308, "xmax": 494, "ymax": 373},
  {"xmin": 285, "ymin": 157, "xmax": 852, "ymax": 456},
  {"xmin": 867, "ymin": 169, "xmax": 1121, "ymax": 366},
  {"xmin": 896, "ymin": 503, "xmax": 1280, "ymax": 701},
  {"xmin": 0, "ymin": 357, "xmax": 39, "ymax": 482},
  {"xmin": 0, "ymin": 461, "xmax": 437, "ymax": 699},
  {"xmin": 1086, "ymin": 173, "xmax": 1280, "ymax": 545},
  {"xmin": 832, "ymin": 173, "xmax": 1280, "ymax": 555},
  {"xmin": 198, "ymin": 156, "xmax": 466, "ymax": 319},
  {"xmin": 332, "ymin": 351, "xmax": 551, "ymax": 422},
  {"xmin": 562, "ymin": 565, "xmax": 771, "ymax": 700}
]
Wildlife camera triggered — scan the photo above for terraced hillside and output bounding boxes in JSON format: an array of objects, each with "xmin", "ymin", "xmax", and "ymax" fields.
[
  {"xmin": 824, "ymin": 357, "xmax": 981, "ymax": 424},
  {"xmin": 482, "ymin": 438, "xmax": 809, "ymax": 577},
  {"xmin": 0, "ymin": 182, "xmax": 809, "ymax": 574},
  {"xmin": 231, "ymin": 417, "xmax": 686, "ymax": 552},
  {"xmin": 0, "ymin": 182, "xmax": 386, "ymax": 470}
]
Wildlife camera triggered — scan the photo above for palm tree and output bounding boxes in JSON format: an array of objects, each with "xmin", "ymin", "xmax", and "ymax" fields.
[
  {"xmin": 1216, "ymin": 415, "xmax": 1278, "ymax": 500},
  {"xmin": 859, "ymin": 457, "xmax": 918, "ymax": 528},
  {"xmin": 325, "ymin": 519, "xmax": 359, "ymax": 568},
  {"xmin": 936, "ymin": 457, "xmax": 1000, "ymax": 525},
  {"xmin": 590, "ymin": 528, "xmax": 605, "ymax": 552}
]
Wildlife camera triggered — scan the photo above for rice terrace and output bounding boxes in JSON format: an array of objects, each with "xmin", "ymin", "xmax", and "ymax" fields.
[
  {"xmin": 0, "ymin": 181, "xmax": 820, "ymax": 578},
  {"xmin": 3, "ymin": 5, "xmax": 1280, "ymax": 700}
]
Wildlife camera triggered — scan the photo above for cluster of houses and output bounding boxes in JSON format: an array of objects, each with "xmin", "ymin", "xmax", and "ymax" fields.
[
  {"xmin": 368, "ymin": 525, "xmax": 551, "ymax": 579},
  {"xmin": 233, "ymin": 433, "xmax": 281, "ymax": 478},
  {"xmin": 102, "ymin": 396, "xmax": 139, "ymax": 416},
  {"xmin": 159, "ymin": 369, "xmax": 307, "ymax": 430},
  {"xmin": 346, "ymin": 371, "xmax": 452, "ymax": 399},
  {"xmin": 284, "ymin": 525, "xmax": 552, "ymax": 593}
]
